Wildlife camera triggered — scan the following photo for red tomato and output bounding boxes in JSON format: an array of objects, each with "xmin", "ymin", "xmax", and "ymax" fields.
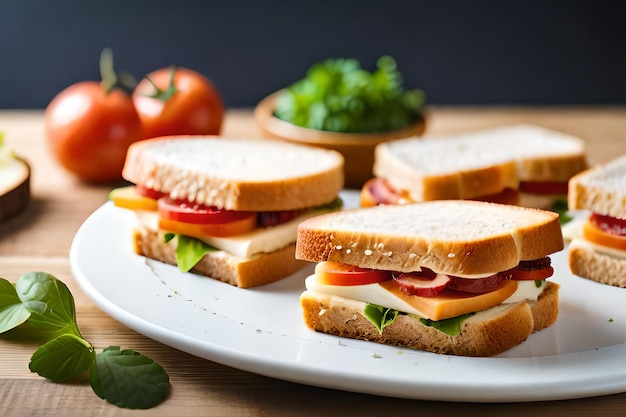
[
  {"xmin": 135, "ymin": 184, "xmax": 167, "ymax": 200},
  {"xmin": 519, "ymin": 181, "xmax": 569, "ymax": 195},
  {"xmin": 158, "ymin": 197, "xmax": 255, "ymax": 225},
  {"xmin": 583, "ymin": 219, "xmax": 626, "ymax": 251},
  {"xmin": 133, "ymin": 66, "xmax": 224, "ymax": 138},
  {"xmin": 589, "ymin": 212, "xmax": 626, "ymax": 236},
  {"xmin": 315, "ymin": 261, "xmax": 392, "ymax": 286},
  {"xmin": 502, "ymin": 258, "xmax": 554, "ymax": 281},
  {"xmin": 45, "ymin": 81, "xmax": 144, "ymax": 183}
]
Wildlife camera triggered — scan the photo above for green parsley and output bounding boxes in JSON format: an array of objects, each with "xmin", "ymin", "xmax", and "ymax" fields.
[
  {"xmin": 274, "ymin": 56, "xmax": 425, "ymax": 133},
  {"xmin": 0, "ymin": 272, "xmax": 169, "ymax": 409}
]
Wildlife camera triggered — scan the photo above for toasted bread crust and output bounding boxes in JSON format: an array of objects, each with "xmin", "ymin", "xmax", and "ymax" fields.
[
  {"xmin": 530, "ymin": 282, "xmax": 560, "ymax": 331},
  {"xmin": 300, "ymin": 291, "xmax": 535, "ymax": 357},
  {"xmin": 133, "ymin": 228, "xmax": 306, "ymax": 288},
  {"xmin": 122, "ymin": 137, "xmax": 344, "ymax": 211},
  {"xmin": 568, "ymin": 154, "xmax": 626, "ymax": 218},
  {"xmin": 296, "ymin": 202, "xmax": 564, "ymax": 276},
  {"xmin": 568, "ymin": 240, "xmax": 626, "ymax": 287}
]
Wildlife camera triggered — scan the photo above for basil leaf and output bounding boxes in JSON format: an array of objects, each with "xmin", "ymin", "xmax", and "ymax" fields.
[
  {"xmin": 15, "ymin": 272, "xmax": 80, "ymax": 335},
  {"xmin": 29, "ymin": 333, "xmax": 95, "ymax": 381},
  {"xmin": 0, "ymin": 278, "xmax": 31, "ymax": 333},
  {"xmin": 175, "ymin": 235, "xmax": 217, "ymax": 272},
  {"xmin": 364, "ymin": 303, "xmax": 398, "ymax": 334},
  {"xmin": 90, "ymin": 346, "xmax": 170, "ymax": 409},
  {"xmin": 419, "ymin": 313, "xmax": 475, "ymax": 336}
]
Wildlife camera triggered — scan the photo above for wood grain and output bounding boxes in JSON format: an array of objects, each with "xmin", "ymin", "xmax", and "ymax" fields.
[{"xmin": 1, "ymin": 108, "xmax": 626, "ymax": 416}]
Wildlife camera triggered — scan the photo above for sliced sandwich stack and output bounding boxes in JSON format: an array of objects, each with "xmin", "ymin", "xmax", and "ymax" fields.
[
  {"xmin": 361, "ymin": 124, "xmax": 588, "ymax": 210},
  {"xmin": 568, "ymin": 154, "xmax": 626, "ymax": 287},
  {"xmin": 111, "ymin": 136, "xmax": 344, "ymax": 288},
  {"xmin": 296, "ymin": 201, "xmax": 564, "ymax": 357}
]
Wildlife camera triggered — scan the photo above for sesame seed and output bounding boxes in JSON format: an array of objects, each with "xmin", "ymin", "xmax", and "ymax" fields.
[
  {"xmin": 346, "ymin": 249, "xmax": 352, "ymax": 254},
  {"xmin": 364, "ymin": 249, "xmax": 373, "ymax": 256},
  {"xmin": 336, "ymin": 245, "xmax": 343, "ymax": 250}
]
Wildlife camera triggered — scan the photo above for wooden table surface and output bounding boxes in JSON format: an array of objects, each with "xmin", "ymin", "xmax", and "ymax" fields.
[{"xmin": 1, "ymin": 107, "xmax": 626, "ymax": 416}]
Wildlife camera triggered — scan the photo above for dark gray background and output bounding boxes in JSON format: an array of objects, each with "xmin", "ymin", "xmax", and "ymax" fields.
[{"xmin": 1, "ymin": 0, "xmax": 624, "ymax": 109}]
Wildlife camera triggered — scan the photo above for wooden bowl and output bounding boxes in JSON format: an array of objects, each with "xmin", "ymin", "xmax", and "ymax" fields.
[{"xmin": 254, "ymin": 91, "xmax": 426, "ymax": 189}]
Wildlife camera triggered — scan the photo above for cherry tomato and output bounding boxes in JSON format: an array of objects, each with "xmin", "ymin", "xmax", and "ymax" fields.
[
  {"xmin": 158, "ymin": 196, "xmax": 255, "ymax": 225},
  {"xmin": 583, "ymin": 219, "xmax": 626, "ymax": 251},
  {"xmin": 159, "ymin": 216, "xmax": 258, "ymax": 238},
  {"xmin": 133, "ymin": 66, "xmax": 224, "ymax": 138},
  {"xmin": 315, "ymin": 261, "xmax": 392, "ymax": 286},
  {"xmin": 45, "ymin": 81, "xmax": 144, "ymax": 183}
]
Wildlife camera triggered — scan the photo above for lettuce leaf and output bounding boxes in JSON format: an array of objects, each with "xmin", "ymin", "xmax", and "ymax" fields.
[
  {"xmin": 163, "ymin": 234, "xmax": 218, "ymax": 272},
  {"xmin": 364, "ymin": 303, "xmax": 398, "ymax": 334},
  {"xmin": 418, "ymin": 313, "xmax": 474, "ymax": 336}
]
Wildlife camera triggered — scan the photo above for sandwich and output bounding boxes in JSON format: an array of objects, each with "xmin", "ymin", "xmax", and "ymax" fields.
[
  {"xmin": 110, "ymin": 136, "xmax": 344, "ymax": 288},
  {"xmin": 360, "ymin": 124, "xmax": 588, "ymax": 210},
  {"xmin": 0, "ymin": 133, "xmax": 30, "ymax": 223},
  {"xmin": 567, "ymin": 154, "xmax": 626, "ymax": 287},
  {"xmin": 296, "ymin": 200, "xmax": 564, "ymax": 356}
]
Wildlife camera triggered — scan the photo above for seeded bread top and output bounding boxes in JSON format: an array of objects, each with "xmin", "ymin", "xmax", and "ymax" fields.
[{"xmin": 296, "ymin": 200, "xmax": 563, "ymax": 275}]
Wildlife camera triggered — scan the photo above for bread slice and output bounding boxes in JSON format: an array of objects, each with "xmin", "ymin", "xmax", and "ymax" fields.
[
  {"xmin": 133, "ymin": 228, "xmax": 306, "ymax": 288},
  {"xmin": 568, "ymin": 239, "xmax": 626, "ymax": 288},
  {"xmin": 122, "ymin": 136, "xmax": 344, "ymax": 212},
  {"xmin": 0, "ymin": 156, "xmax": 30, "ymax": 223},
  {"xmin": 568, "ymin": 154, "xmax": 626, "ymax": 219},
  {"xmin": 529, "ymin": 281, "xmax": 560, "ymax": 331},
  {"xmin": 373, "ymin": 124, "xmax": 587, "ymax": 203},
  {"xmin": 296, "ymin": 201, "xmax": 564, "ymax": 276},
  {"xmin": 300, "ymin": 290, "xmax": 535, "ymax": 357}
]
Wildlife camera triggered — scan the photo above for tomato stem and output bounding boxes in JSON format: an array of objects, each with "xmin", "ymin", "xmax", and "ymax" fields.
[
  {"xmin": 99, "ymin": 48, "xmax": 136, "ymax": 96},
  {"xmin": 141, "ymin": 65, "xmax": 179, "ymax": 102}
]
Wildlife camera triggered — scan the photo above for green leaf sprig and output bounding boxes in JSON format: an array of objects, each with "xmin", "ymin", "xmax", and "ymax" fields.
[
  {"xmin": 0, "ymin": 272, "xmax": 169, "ymax": 409},
  {"xmin": 274, "ymin": 55, "xmax": 426, "ymax": 133}
]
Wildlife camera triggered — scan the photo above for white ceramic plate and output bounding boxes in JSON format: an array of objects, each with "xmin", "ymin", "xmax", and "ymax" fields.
[{"xmin": 70, "ymin": 191, "xmax": 626, "ymax": 402}]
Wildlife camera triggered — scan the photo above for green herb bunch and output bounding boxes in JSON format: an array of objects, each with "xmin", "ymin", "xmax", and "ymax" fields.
[
  {"xmin": 273, "ymin": 55, "xmax": 425, "ymax": 133},
  {"xmin": 0, "ymin": 272, "xmax": 169, "ymax": 409}
]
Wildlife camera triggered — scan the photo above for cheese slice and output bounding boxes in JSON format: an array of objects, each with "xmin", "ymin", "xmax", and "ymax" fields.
[{"xmin": 135, "ymin": 208, "xmax": 333, "ymax": 259}]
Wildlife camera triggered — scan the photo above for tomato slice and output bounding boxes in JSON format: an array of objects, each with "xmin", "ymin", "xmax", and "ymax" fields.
[
  {"xmin": 135, "ymin": 184, "xmax": 167, "ymax": 200},
  {"xmin": 583, "ymin": 219, "xmax": 626, "ymax": 251},
  {"xmin": 159, "ymin": 215, "xmax": 258, "ymax": 238},
  {"xmin": 315, "ymin": 261, "xmax": 392, "ymax": 286},
  {"xmin": 158, "ymin": 196, "xmax": 255, "ymax": 225},
  {"xmin": 519, "ymin": 180, "xmax": 569, "ymax": 195},
  {"xmin": 589, "ymin": 212, "xmax": 626, "ymax": 236}
]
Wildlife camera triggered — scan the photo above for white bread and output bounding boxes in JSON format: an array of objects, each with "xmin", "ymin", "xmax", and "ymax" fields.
[
  {"xmin": 568, "ymin": 154, "xmax": 626, "ymax": 219},
  {"xmin": 133, "ymin": 228, "xmax": 306, "ymax": 288},
  {"xmin": 122, "ymin": 136, "xmax": 344, "ymax": 211},
  {"xmin": 568, "ymin": 239, "xmax": 626, "ymax": 288},
  {"xmin": 0, "ymin": 157, "xmax": 30, "ymax": 223},
  {"xmin": 296, "ymin": 201, "xmax": 564, "ymax": 276},
  {"xmin": 300, "ymin": 288, "xmax": 561, "ymax": 357},
  {"xmin": 373, "ymin": 124, "xmax": 587, "ymax": 203}
]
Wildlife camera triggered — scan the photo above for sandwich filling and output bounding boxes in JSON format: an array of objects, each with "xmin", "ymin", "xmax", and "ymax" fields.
[
  {"xmin": 304, "ymin": 258, "xmax": 553, "ymax": 327},
  {"xmin": 111, "ymin": 185, "xmax": 342, "ymax": 271},
  {"xmin": 567, "ymin": 211, "xmax": 626, "ymax": 257},
  {"xmin": 361, "ymin": 177, "xmax": 567, "ymax": 208}
]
